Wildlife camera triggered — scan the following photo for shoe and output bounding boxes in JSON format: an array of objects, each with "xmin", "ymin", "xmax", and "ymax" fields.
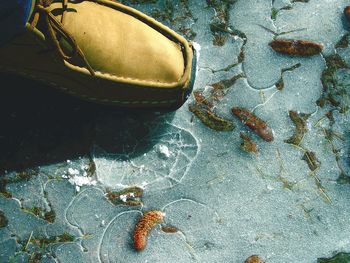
[{"xmin": 0, "ymin": 0, "xmax": 196, "ymax": 110}]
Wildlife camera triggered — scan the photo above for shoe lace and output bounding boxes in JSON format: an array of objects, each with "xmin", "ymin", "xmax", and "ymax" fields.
[{"xmin": 29, "ymin": 0, "xmax": 95, "ymax": 76}]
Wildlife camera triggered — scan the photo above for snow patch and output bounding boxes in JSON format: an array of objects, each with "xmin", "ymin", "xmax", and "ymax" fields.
[{"xmin": 157, "ymin": 144, "xmax": 171, "ymax": 159}]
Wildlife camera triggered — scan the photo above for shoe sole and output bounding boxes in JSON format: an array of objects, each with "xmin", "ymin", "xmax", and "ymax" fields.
[
  {"xmin": 184, "ymin": 45, "xmax": 198, "ymax": 105},
  {"xmin": 0, "ymin": 45, "xmax": 198, "ymax": 112},
  {"xmin": 160, "ymin": 45, "xmax": 197, "ymax": 112},
  {"xmin": 98, "ymin": 45, "xmax": 197, "ymax": 112}
]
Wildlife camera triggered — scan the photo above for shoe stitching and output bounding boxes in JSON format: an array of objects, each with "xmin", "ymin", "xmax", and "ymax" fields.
[
  {"xmin": 0, "ymin": 67, "xmax": 178, "ymax": 105},
  {"xmin": 33, "ymin": 37, "xmax": 180, "ymax": 93},
  {"xmin": 27, "ymin": 0, "xmax": 192, "ymax": 88},
  {"xmin": 69, "ymin": 63, "xmax": 185, "ymax": 87},
  {"xmin": 29, "ymin": 0, "xmax": 95, "ymax": 76},
  {"xmin": 2, "ymin": 0, "xmax": 192, "ymax": 106}
]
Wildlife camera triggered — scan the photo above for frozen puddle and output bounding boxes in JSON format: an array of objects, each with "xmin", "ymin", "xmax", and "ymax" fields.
[{"xmin": 93, "ymin": 123, "xmax": 199, "ymax": 191}]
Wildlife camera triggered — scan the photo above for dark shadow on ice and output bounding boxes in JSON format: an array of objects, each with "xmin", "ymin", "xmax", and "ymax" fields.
[{"xmin": 0, "ymin": 73, "xmax": 175, "ymax": 173}]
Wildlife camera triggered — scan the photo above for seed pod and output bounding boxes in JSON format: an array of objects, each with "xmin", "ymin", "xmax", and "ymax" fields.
[
  {"xmin": 133, "ymin": 210, "xmax": 164, "ymax": 251},
  {"xmin": 231, "ymin": 107, "xmax": 274, "ymax": 142},
  {"xmin": 345, "ymin": 6, "xmax": 350, "ymax": 23},
  {"xmin": 245, "ymin": 255, "xmax": 264, "ymax": 263},
  {"xmin": 269, "ymin": 39, "xmax": 323, "ymax": 56},
  {"xmin": 161, "ymin": 225, "xmax": 178, "ymax": 233}
]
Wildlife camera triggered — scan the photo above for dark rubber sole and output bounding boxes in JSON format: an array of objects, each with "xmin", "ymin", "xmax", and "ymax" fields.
[
  {"xmin": 184, "ymin": 45, "xmax": 197, "ymax": 102},
  {"xmin": 161, "ymin": 45, "xmax": 197, "ymax": 112}
]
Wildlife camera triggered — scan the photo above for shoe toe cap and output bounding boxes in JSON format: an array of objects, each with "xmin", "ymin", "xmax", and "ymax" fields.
[{"xmin": 60, "ymin": 1, "xmax": 187, "ymax": 86}]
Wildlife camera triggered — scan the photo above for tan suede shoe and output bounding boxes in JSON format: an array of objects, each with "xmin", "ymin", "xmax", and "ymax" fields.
[{"xmin": 0, "ymin": 0, "xmax": 196, "ymax": 109}]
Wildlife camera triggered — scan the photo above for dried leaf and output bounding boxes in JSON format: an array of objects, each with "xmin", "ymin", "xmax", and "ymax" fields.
[
  {"xmin": 335, "ymin": 34, "xmax": 349, "ymax": 49},
  {"xmin": 318, "ymin": 252, "xmax": 350, "ymax": 263},
  {"xmin": 106, "ymin": 186, "xmax": 143, "ymax": 206},
  {"xmin": 302, "ymin": 151, "xmax": 320, "ymax": 171},
  {"xmin": 240, "ymin": 132, "xmax": 258, "ymax": 153},
  {"xmin": 284, "ymin": 111, "xmax": 311, "ymax": 145},
  {"xmin": 189, "ymin": 104, "xmax": 235, "ymax": 131},
  {"xmin": 193, "ymin": 91, "xmax": 213, "ymax": 109},
  {"xmin": 210, "ymin": 73, "xmax": 245, "ymax": 101},
  {"xmin": 0, "ymin": 211, "xmax": 8, "ymax": 228}
]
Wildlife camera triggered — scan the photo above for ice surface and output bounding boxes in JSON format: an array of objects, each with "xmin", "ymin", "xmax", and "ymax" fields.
[{"xmin": 1, "ymin": 0, "xmax": 350, "ymax": 262}]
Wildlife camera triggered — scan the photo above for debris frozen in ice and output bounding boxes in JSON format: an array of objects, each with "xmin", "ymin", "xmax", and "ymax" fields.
[{"xmin": 157, "ymin": 144, "xmax": 171, "ymax": 159}]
